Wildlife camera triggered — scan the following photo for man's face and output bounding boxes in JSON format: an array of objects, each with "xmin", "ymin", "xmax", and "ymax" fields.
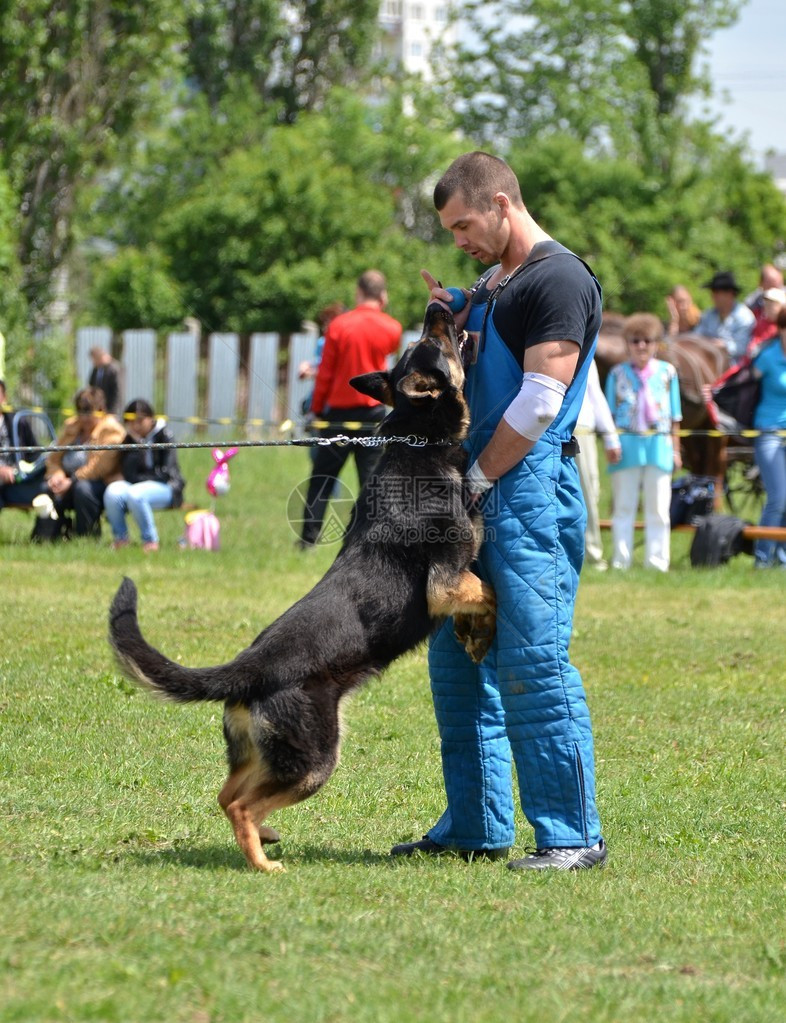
[
  {"xmin": 711, "ymin": 289, "xmax": 736, "ymax": 316},
  {"xmin": 438, "ymin": 192, "xmax": 508, "ymax": 265}
]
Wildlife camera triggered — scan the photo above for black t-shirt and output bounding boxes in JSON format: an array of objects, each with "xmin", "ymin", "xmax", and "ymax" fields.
[{"xmin": 473, "ymin": 242, "xmax": 602, "ymax": 372}]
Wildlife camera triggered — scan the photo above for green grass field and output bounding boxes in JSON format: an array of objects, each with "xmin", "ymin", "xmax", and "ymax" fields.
[{"xmin": 2, "ymin": 446, "xmax": 785, "ymax": 1023}]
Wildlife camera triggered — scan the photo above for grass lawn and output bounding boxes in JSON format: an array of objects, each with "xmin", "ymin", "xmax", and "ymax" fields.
[{"xmin": 1, "ymin": 445, "xmax": 785, "ymax": 1023}]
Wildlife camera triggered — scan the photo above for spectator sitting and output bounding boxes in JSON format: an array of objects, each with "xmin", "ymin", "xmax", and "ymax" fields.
[
  {"xmin": 0, "ymin": 379, "xmax": 48, "ymax": 511},
  {"xmin": 88, "ymin": 346, "xmax": 123, "ymax": 415},
  {"xmin": 665, "ymin": 284, "xmax": 701, "ymax": 336},
  {"xmin": 605, "ymin": 313, "xmax": 682, "ymax": 572},
  {"xmin": 697, "ymin": 270, "xmax": 755, "ymax": 363},
  {"xmin": 45, "ymin": 387, "xmax": 125, "ymax": 536},
  {"xmin": 104, "ymin": 399, "xmax": 185, "ymax": 552}
]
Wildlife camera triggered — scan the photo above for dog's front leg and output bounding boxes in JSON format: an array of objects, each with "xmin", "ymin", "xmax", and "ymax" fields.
[{"xmin": 427, "ymin": 569, "xmax": 497, "ymax": 664}]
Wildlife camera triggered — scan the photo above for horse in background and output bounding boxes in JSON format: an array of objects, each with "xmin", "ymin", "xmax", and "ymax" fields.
[
  {"xmin": 595, "ymin": 314, "xmax": 729, "ymax": 504},
  {"xmin": 595, "ymin": 313, "xmax": 627, "ymax": 390}
]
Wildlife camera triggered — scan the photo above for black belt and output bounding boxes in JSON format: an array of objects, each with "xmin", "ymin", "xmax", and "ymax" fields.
[{"xmin": 561, "ymin": 436, "xmax": 580, "ymax": 458}]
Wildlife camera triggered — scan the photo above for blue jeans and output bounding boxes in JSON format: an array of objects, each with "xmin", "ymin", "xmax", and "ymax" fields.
[
  {"xmin": 753, "ymin": 432, "xmax": 786, "ymax": 566},
  {"xmin": 104, "ymin": 479, "xmax": 174, "ymax": 544}
]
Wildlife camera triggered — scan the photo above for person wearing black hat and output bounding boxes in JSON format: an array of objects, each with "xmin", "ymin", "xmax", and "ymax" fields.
[{"xmin": 696, "ymin": 270, "xmax": 755, "ymax": 363}]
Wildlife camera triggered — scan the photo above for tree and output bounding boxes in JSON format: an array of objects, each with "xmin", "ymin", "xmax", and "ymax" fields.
[
  {"xmin": 184, "ymin": 0, "xmax": 380, "ymax": 121},
  {"xmin": 153, "ymin": 112, "xmax": 462, "ymax": 333},
  {"xmin": 506, "ymin": 132, "xmax": 786, "ymax": 316},
  {"xmin": 445, "ymin": 0, "xmax": 744, "ymax": 176},
  {"xmin": 88, "ymin": 88, "xmax": 472, "ymax": 334},
  {"xmin": 0, "ymin": 0, "xmax": 185, "ymax": 322},
  {"xmin": 91, "ymin": 247, "xmax": 186, "ymax": 332},
  {"xmin": 0, "ymin": 169, "xmax": 28, "ymax": 357}
]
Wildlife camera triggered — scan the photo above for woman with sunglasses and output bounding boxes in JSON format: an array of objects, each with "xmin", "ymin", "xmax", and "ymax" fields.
[{"xmin": 605, "ymin": 313, "xmax": 682, "ymax": 571}]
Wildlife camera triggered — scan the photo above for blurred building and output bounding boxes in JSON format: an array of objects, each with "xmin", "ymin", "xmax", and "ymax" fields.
[
  {"xmin": 765, "ymin": 152, "xmax": 786, "ymax": 199},
  {"xmin": 377, "ymin": 0, "xmax": 459, "ymax": 81}
]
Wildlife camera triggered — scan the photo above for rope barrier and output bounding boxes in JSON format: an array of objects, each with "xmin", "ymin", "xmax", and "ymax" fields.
[
  {"xmin": 576, "ymin": 427, "xmax": 782, "ymax": 439},
  {"xmin": 2, "ymin": 402, "xmax": 782, "ymax": 440}
]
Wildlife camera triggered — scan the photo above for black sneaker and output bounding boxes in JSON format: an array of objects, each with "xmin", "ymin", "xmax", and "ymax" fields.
[
  {"xmin": 507, "ymin": 840, "xmax": 607, "ymax": 871},
  {"xmin": 390, "ymin": 836, "xmax": 510, "ymax": 861}
]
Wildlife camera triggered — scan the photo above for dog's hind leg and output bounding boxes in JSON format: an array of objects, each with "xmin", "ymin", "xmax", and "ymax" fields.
[{"xmin": 218, "ymin": 771, "xmax": 297, "ymax": 873}]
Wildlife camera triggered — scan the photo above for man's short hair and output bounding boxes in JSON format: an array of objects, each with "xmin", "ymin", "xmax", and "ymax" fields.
[
  {"xmin": 434, "ymin": 152, "xmax": 524, "ymax": 212},
  {"xmin": 357, "ymin": 270, "xmax": 387, "ymax": 301}
]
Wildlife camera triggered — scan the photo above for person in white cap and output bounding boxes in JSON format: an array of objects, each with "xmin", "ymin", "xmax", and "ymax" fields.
[{"xmin": 751, "ymin": 286, "xmax": 786, "ymax": 347}]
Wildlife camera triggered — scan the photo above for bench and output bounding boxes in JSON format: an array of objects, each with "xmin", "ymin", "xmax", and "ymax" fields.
[{"xmin": 598, "ymin": 519, "xmax": 786, "ymax": 541}]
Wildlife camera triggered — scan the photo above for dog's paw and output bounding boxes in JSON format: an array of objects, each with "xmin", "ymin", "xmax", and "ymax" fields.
[
  {"xmin": 454, "ymin": 611, "xmax": 496, "ymax": 664},
  {"xmin": 453, "ymin": 612, "xmax": 473, "ymax": 646},
  {"xmin": 250, "ymin": 856, "xmax": 286, "ymax": 873},
  {"xmin": 259, "ymin": 826, "xmax": 281, "ymax": 845}
]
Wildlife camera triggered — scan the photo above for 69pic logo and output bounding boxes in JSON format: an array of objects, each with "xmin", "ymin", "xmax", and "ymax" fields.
[{"xmin": 286, "ymin": 475, "xmax": 497, "ymax": 546}]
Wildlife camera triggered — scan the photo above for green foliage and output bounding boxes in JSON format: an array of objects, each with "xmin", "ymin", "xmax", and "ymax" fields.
[
  {"xmin": 0, "ymin": 0, "xmax": 186, "ymax": 315},
  {"xmin": 508, "ymin": 132, "xmax": 786, "ymax": 316},
  {"xmin": 79, "ymin": 86, "xmax": 279, "ymax": 255},
  {"xmin": 91, "ymin": 246, "xmax": 185, "ymax": 332},
  {"xmin": 154, "ymin": 108, "xmax": 466, "ymax": 332},
  {"xmin": 2, "ymin": 0, "xmax": 784, "ymax": 348},
  {"xmin": 184, "ymin": 0, "xmax": 380, "ymax": 119},
  {"xmin": 449, "ymin": 0, "xmax": 744, "ymax": 178},
  {"xmin": 0, "ymin": 167, "xmax": 29, "ymax": 382}
]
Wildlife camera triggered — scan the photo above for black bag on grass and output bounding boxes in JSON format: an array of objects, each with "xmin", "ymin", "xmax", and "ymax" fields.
[
  {"xmin": 670, "ymin": 475, "xmax": 716, "ymax": 527},
  {"xmin": 689, "ymin": 514, "xmax": 750, "ymax": 566},
  {"xmin": 30, "ymin": 514, "xmax": 72, "ymax": 543}
]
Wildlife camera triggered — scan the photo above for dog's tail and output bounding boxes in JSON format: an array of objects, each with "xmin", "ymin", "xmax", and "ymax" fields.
[{"xmin": 108, "ymin": 577, "xmax": 253, "ymax": 703}]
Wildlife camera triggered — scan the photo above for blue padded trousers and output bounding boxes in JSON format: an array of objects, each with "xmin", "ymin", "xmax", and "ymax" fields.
[{"xmin": 428, "ymin": 437, "xmax": 602, "ymax": 851}]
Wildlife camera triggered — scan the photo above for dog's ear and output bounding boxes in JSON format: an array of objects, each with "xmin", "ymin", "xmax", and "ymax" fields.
[
  {"xmin": 350, "ymin": 371, "xmax": 394, "ymax": 405},
  {"xmin": 397, "ymin": 370, "xmax": 446, "ymax": 402}
]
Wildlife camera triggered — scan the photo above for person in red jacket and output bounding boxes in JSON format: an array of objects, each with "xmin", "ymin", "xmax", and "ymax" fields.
[{"xmin": 298, "ymin": 270, "xmax": 402, "ymax": 547}]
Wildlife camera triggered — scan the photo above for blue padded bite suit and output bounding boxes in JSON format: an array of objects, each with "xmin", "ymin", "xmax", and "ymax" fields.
[{"xmin": 427, "ymin": 267, "xmax": 602, "ymax": 852}]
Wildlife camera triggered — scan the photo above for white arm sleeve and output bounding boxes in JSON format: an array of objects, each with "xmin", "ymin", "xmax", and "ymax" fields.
[{"xmin": 502, "ymin": 372, "xmax": 567, "ymax": 441}]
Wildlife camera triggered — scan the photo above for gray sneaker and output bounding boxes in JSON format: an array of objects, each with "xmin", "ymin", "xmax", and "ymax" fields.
[{"xmin": 507, "ymin": 840, "xmax": 607, "ymax": 871}]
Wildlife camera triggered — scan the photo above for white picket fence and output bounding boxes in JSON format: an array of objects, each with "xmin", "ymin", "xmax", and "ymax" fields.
[{"xmin": 75, "ymin": 327, "xmax": 420, "ymax": 439}]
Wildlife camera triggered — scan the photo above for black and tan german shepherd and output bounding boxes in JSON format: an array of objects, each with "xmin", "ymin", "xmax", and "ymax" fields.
[{"xmin": 108, "ymin": 303, "xmax": 495, "ymax": 872}]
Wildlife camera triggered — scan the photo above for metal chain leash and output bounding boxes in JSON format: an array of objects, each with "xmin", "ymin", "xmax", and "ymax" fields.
[{"xmin": 1, "ymin": 434, "xmax": 452, "ymax": 456}]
